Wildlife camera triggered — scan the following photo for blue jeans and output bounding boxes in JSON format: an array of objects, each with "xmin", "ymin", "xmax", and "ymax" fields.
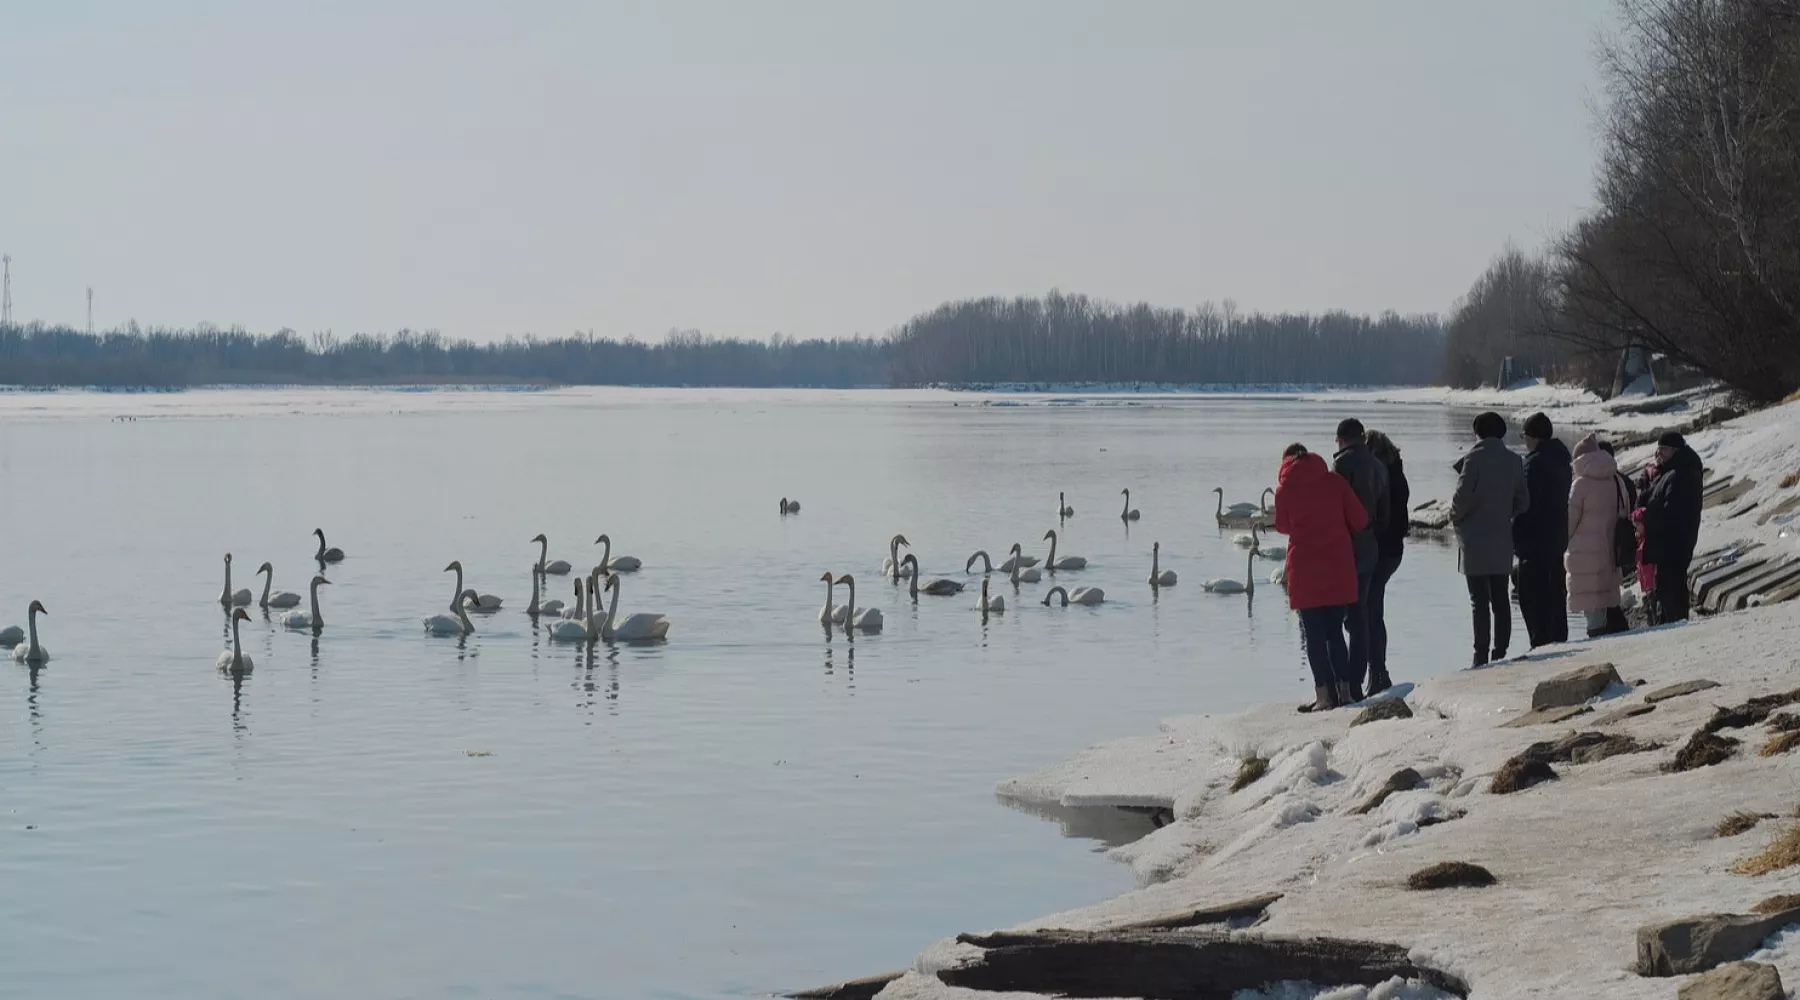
[
  {"xmin": 1367, "ymin": 554, "xmax": 1402, "ymax": 680},
  {"xmin": 1299, "ymin": 605, "xmax": 1351, "ymax": 688}
]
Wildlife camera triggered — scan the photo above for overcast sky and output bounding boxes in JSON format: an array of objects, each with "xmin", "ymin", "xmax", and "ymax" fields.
[{"xmin": 1, "ymin": 1, "xmax": 1613, "ymax": 341}]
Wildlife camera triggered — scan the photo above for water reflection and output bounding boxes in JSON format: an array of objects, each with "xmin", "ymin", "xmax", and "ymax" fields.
[
  {"xmin": 25, "ymin": 662, "xmax": 45, "ymax": 749},
  {"xmin": 995, "ymin": 794, "xmax": 1163, "ymax": 849}
]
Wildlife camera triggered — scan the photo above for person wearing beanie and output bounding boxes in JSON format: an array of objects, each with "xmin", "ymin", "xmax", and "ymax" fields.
[
  {"xmin": 1330, "ymin": 416, "xmax": 1390, "ymax": 700},
  {"xmin": 1643, "ymin": 431, "xmax": 1704, "ymax": 621},
  {"xmin": 1451, "ymin": 411, "xmax": 1528, "ymax": 667},
  {"xmin": 1514, "ymin": 411, "xmax": 1573, "ymax": 648}
]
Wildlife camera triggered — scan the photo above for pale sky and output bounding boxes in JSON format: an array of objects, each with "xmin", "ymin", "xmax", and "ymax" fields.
[{"xmin": 1, "ymin": 1, "xmax": 1612, "ymax": 341}]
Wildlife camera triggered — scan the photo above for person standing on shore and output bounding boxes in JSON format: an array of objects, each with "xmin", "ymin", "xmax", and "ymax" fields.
[
  {"xmin": 1566, "ymin": 433, "xmax": 1630, "ymax": 638},
  {"xmin": 1643, "ymin": 431, "xmax": 1705, "ymax": 622},
  {"xmin": 1274, "ymin": 443, "xmax": 1369, "ymax": 713},
  {"xmin": 1330, "ymin": 418, "xmax": 1389, "ymax": 699},
  {"xmin": 1514, "ymin": 412, "xmax": 1572, "ymax": 648},
  {"xmin": 1451, "ymin": 412, "xmax": 1528, "ymax": 667},
  {"xmin": 1362, "ymin": 430, "xmax": 1408, "ymax": 695}
]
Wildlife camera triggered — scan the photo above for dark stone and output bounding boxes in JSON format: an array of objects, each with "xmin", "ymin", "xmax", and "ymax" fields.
[
  {"xmin": 1677, "ymin": 962, "xmax": 1784, "ymax": 1000},
  {"xmin": 1230, "ymin": 758, "xmax": 1269, "ymax": 793},
  {"xmin": 1350, "ymin": 699, "xmax": 1414, "ymax": 727},
  {"xmin": 1353, "ymin": 768, "xmax": 1423, "ymax": 815},
  {"xmin": 1502, "ymin": 704, "xmax": 1593, "ymax": 728},
  {"xmin": 787, "ymin": 972, "xmax": 904, "ymax": 1000},
  {"xmin": 1595, "ymin": 703, "xmax": 1657, "ymax": 726},
  {"xmin": 1667, "ymin": 732, "xmax": 1742, "ymax": 772},
  {"xmin": 1765, "ymin": 712, "xmax": 1800, "ymax": 733},
  {"xmin": 1639, "ymin": 911, "xmax": 1800, "ymax": 976},
  {"xmin": 1531, "ymin": 663, "xmax": 1624, "ymax": 710},
  {"xmin": 1406, "ymin": 861, "xmax": 1495, "ymax": 890},
  {"xmin": 1116, "ymin": 892, "xmax": 1285, "ymax": 931},
  {"xmin": 1490, "ymin": 756, "xmax": 1558, "ymax": 794},
  {"xmin": 1569, "ymin": 734, "xmax": 1659, "ymax": 765},
  {"xmin": 1645, "ymin": 679, "xmax": 1724, "ymax": 704}
]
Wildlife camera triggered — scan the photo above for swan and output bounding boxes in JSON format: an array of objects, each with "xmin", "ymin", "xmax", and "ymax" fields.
[
  {"xmin": 313, "ymin": 528, "xmax": 345, "ymax": 563},
  {"xmin": 532, "ymin": 534, "xmax": 572, "ymax": 576},
  {"xmin": 968, "ymin": 548, "xmax": 1037, "ymax": 574},
  {"xmin": 426, "ymin": 562, "xmax": 478, "ymax": 635},
  {"xmin": 279, "ymin": 575, "xmax": 330, "ymax": 630},
  {"xmin": 594, "ymin": 534, "xmax": 642, "ymax": 573},
  {"xmin": 598, "ymin": 573, "xmax": 670, "ymax": 642},
  {"xmin": 548, "ymin": 571, "xmax": 599, "ymax": 642},
  {"xmin": 1214, "ymin": 487, "xmax": 1261, "ymax": 517},
  {"xmin": 1149, "ymin": 542, "xmax": 1177, "ymax": 586},
  {"xmin": 1120, "ymin": 489, "xmax": 1141, "ymax": 521},
  {"xmin": 0, "ymin": 620, "xmax": 23, "ymax": 648},
  {"xmin": 1260, "ymin": 487, "xmax": 1276, "ymax": 512},
  {"xmin": 834, "ymin": 574, "xmax": 883, "ymax": 631},
  {"xmin": 443, "ymin": 561, "xmax": 501, "ymax": 611},
  {"xmin": 257, "ymin": 562, "xmax": 302, "ymax": 609},
  {"xmin": 1232, "ymin": 528, "xmax": 1258, "ymax": 548},
  {"xmin": 780, "ymin": 498, "xmax": 801, "ymax": 514},
  {"xmin": 881, "ymin": 534, "xmax": 913, "ymax": 580},
  {"xmin": 966, "ymin": 550, "xmax": 994, "ymax": 574},
  {"xmin": 1042, "ymin": 530, "xmax": 1087, "ymax": 571},
  {"xmin": 902, "ymin": 555, "xmax": 964, "ymax": 598},
  {"xmin": 526, "ymin": 568, "xmax": 566, "ymax": 616},
  {"xmin": 818, "ymin": 570, "xmax": 848, "ymax": 624},
  {"xmin": 1202, "ymin": 544, "xmax": 1258, "ymax": 595},
  {"xmin": 219, "ymin": 554, "xmax": 253, "ymax": 607},
  {"xmin": 1043, "ymin": 585, "xmax": 1105, "ymax": 607},
  {"xmin": 1008, "ymin": 543, "xmax": 1043, "ymax": 584},
  {"xmin": 1253, "ymin": 526, "xmax": 1287, "ymax": 560},
  {"xmin": 977, "ymin": 577, "xmax": 1005, "ymax": 613},
  {"xmin": 11, "ymin": 601, "xmax": 48, "ymax": 664},
  {"xmin": 1269, "ymin": 565, "xmax": 1288, "ymax": 586},
  {"xmin": 1059, "ymin": 492, "xmax": 1075, "ymax": 517},
  {"xmin": 561, "ymin": 578, "xmax": 587, "ymax": 618},
  {"xmin": 217, "ymin": 607, "xmax": 253, "ymax": 670}
]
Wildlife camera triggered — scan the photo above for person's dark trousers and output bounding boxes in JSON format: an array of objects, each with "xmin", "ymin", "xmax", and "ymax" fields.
[
  {"xmin": 1343, "ymin": 569, "xmax": 1373, "ymax": 693},
  {"xmin": 1656, "ymin": 556, "xmax": 1693, "ymax": 622},
  {"xmin": 1365, "ymin": 555, "xmax": 1402, "ymax": 692},
  {"xmin": 1515, "ymin": 557, "xmax": 1568, "ymax": 648},
  {"xmin": 1298, "ymin": 605, "xmax": 1351, "ymax": 688},
  {"xmin": 1466, "ymin": 573, "xmax": 1511, "ymax": 665}
]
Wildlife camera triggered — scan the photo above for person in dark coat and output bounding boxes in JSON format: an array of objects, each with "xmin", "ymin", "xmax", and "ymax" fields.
[
  {"xmin": 1362, "ymin": 430, "xmax": 1407, "ymax": 696},
  {"xmin": 1275, "ymin": 443, "xmax": 1370, "ymax": 713},
  {"xmin": 1642, "ymin": 431, "xmax": 1704, "ymax": 622},
  {"xmin": 1330, "ymin": 418, "xmax": 1389, "ymax": 699},
  {"xmin": 1451, "ymin": 411, "xmax": 1529, "ymax": 666},
  {"xmin": 1514, "ymin": 412, "xmax": 1572, "ymax": 648}
]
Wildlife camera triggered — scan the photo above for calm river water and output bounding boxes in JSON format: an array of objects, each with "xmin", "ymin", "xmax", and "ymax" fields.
[{"xmin": 0, "ymin": 387, "xmax": 1495, "ymax": 999}]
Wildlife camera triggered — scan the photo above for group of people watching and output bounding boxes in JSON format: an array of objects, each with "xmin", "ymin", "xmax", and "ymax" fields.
[{"xmin": 1271, "ymin": 411, "xmax": 1705, "ymax": 714}]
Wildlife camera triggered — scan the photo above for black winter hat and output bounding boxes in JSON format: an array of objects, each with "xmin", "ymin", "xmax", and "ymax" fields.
[
  {"xmin": 1658, "ymin": 431, "xmax": 1687, "ymax": 449},
  {"xmin": 1522, "ymin": 412, "xmax": 1553, "ymax": 440}
]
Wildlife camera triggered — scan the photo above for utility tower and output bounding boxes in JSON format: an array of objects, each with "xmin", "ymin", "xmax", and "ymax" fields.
[
  {"xmin": 87, "ymin": 287, "xmax": 93, "ymax": 334},
  {"xmin": 2, "ymin": 255, "xmax": 11, "ymax": 326}
]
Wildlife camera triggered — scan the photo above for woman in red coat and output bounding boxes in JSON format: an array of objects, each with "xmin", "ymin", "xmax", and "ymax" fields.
[{"xmin": 1274, "ymin": 443, "xmax": 1370, "ymax": 712}]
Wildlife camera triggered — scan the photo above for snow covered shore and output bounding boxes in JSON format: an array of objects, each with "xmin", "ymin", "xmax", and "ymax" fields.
[{"xmin": 864, "ymin": 398, "xmax": 1800, "ymax": 999}]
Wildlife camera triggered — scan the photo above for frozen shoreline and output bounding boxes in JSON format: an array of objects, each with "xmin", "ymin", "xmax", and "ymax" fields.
[{"xmin": 859, "ymin": 397, "xmax": 1800, "ymax": 999}]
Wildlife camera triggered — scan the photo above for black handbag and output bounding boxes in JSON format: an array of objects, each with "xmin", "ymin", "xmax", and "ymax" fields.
[{"xmin": 1612, "ymin": 476, "xmax": 1636, "ymax": 571}]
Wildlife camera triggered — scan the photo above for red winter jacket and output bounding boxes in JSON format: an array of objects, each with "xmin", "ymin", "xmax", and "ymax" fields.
[{"xmin": 1274, "ymin": 452, "xmax": 1369, "ymax": 610}]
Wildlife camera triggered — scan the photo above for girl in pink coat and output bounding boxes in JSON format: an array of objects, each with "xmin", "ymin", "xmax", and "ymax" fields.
[{"xmin": 1566, "ymin": 434, "xmax": 1630, "ymax": 637}]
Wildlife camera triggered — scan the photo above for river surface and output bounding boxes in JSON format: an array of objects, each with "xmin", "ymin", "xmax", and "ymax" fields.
[{"xmin": 0, "ymin": 387, "xmax": 1506, "ymax": 999}]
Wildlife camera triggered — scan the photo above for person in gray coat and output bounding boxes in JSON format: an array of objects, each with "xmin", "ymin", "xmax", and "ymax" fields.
[{"xmin": 1450, "ymin": 411, "xmax": 1529, "ymax": 666}]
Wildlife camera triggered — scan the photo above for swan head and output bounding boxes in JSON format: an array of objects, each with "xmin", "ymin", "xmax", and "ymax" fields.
[
  {"xmin": 1153, "ymin": 541, "xmax": 1160, "ymax": 553},
  {"xmin": 594, "ymin": 534, "xmax": 612, "ymax": 546},
  {"xmin": 444, "ymin": 561, "xmax": 464, "ymax": 575},
  {"xmin": 1009, "ymin": 542, "xmax": 1023, "ymax": 555},
  {"xmin": 27, "ymin": 600, "xmax": 46, "ymax": 616},
  {"xmin": 820, "ymin": 570, "xmax": 835, "ymax": 583},
  {"xmin": 257, "ymin": 561, "xmax": 273, "ymax": 574},
  {"xmin": 231, "ymin": 608, "xmax": 251, "ymax": 623},
  {"xmin": 313, "ymin": 528, "xmax": 325, "ymax": 539},
  {"xmin": 901, "ymin": 554, "xmax": 918, "ymax": 569},
  {"xmin": 891, "ymin": 534, "xmax": 909, "ymax": 549},
  {"xmin": 835, "ymin": 573, "xmax": 855, "ymax": 586},
  {"xmin": 1043, "ymin": 587, "xmax": 1069, "ymax": 607},
  {"xmin": 1043, "ymin": 529, "xmax": 1057, "ymax": 542},
  {"xmin": 531, "ymin": 533, "xmax": 548, "ymax": 544},
  {"xmin": 313, "ymin": 576, "xmax": 331, "ymax": 587},
  {"xmin": 224, "ymin": 552, "xmax": 234, "ymax": 564},
  {"xmin": 461, "ymin": 589, "xmax": 479, "ymax": 604},
  {"xmin": 604, "ymin": 574, "xmax": 620, "ymax": 594}
]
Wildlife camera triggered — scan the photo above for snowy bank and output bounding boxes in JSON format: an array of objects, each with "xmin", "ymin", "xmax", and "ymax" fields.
[{"xmin": 864, "ymin": 398, "xmax": 1800, "ymax": 1000}]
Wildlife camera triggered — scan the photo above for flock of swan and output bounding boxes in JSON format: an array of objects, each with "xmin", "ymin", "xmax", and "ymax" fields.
[{"xmin": 0, "ymin": 487, "xmax": 1284, "ymax": 669}]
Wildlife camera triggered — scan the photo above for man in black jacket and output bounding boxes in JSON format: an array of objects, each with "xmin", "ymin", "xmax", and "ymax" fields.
[
  {"xmin": 1644, "ymin": 431, "xmax": 1704, "ymax": 622},
  {"xmin": 1514, "ymin": 412, "xmax": 1571, "ymax": 648},
  {"xmin": 1332, "ymin": 418, "xmax": 1390, "ymax": 697}
]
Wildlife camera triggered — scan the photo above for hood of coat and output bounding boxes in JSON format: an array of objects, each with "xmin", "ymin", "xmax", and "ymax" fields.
[
  {"xmin": 1279, "ymin": 451, "xmax": 1332, "ymax": 488},
  {"xmin": 1661, "ymin": 442, "xmax": 1703, "ymax": 475},
  {"xmin": 1572, "ymin": 434, "xmax": 1617, "ymax": 480}
]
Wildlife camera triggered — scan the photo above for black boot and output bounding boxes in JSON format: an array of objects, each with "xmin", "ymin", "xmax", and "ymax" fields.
[
  {"xmin": 1297, "ymin": 684, "xmax": 1338, "ymax": 714},
  {"xmin": 1366, "ymin": 667, "xmax": 1393, "ymax": 696}
]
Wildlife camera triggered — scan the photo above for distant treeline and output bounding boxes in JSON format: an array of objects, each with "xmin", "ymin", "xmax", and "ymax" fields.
[{"xmin": 0, "ymin": 296, "xmax": 1443, "ymax": 389}]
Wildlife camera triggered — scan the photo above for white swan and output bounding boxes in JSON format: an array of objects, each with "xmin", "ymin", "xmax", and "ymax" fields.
[
  {"xmin": 0, "ymin": 620, "xmax": 23, "ymax": 648},
  {"xmin": 1269, "ymin": 565, "xmax": 1288, "ymax": 585},
  {"xmin": 1058, "ymin": 492, "xmax": 1075, "ymax": 518},
  {"xmin": 592, "ymin": 533, "xmax": 643, "ymax": 573},
  {"xmin": 881, "ymin": 534, "xmax": 913, "ymax": 580},
  {"xmin": 1008, "ymin": 543, "xmax": 1043, "ymax": 584},
  {"xmin": 526, "ymin": 568, "xmax": 566, "ymax": 616},
  {"xmin": 532, "ymin": 534, "xmax": 572, "ymax": 575},
  {"xmin": 1253, "ymin": 526, "xmax": 1287, "ymax": 560},
  {"xmin": 1203, "ymin": 544, "xmax": 1258, "ymax": 595},
  {"xmin": 219, "ymin": 554, "xmax": 252, "ymax": 607},
  {"xmin": 11, "ymin": 601, "xmax": 48, "ymax": 663},
  {"xmin": 977, "ymin": 577, "xmax": 1005, "ymax": 613},
  {"xmin": 257, "ymin": 562, "xmax": 302, "ymax": 609},
  {"xmin": 1215, "ymin": 488, "xmax": 1265, "ymax": 528},
  {"xmin": 548, "ymin": 571, "xmax": 598, "ymax": 642},
  {"xmin": 1120, "ymin": 489, "xmax": 1141, "ymax": 521},
  {"xmin": 968, "ymin": 548, "xmax": 1040, "ymax": 574},
  {"xmin": 425, "ymin": 562, "xmax": 478, "ymax": 635},
  {"xmin": 598, "ymin": 573, "xmax": 670, "ymax": 642},
  {"xmin": 217, "ymin": 607, "xmax": 253, "ymax": 670},
  {"xmin": 561, "ymin": 577, "xmax": 586, "ymax": 618},
  {"xmin": 1043, "ymin": 585, "xmax": 1105, "ymax": 606},
  {"xmin": 313, "ymin": 528, "xmax": 345, "ymax": 563},
  {"xmin": 835, "ymin": 574, "xmax": 883, "ymax": 631},
  {"xmin": 1149, "ymin": 542, "xmax": 1177, "ymax": 586},
  {"xmin": 819, "ymin": 570, "xmax": 848, "ymax": 625},
  {"xmin": 445, "ymin": 561, "xmax": 501, "ymax": 611},
  {"xmin": 903, "ymin": 555, "xmax": 964, "ymax": 598},
  {"xmin": 279, "ymin": 575, "xmax": 330, "ymax": 630},
  {"xmin": 1215, "ymin": 487, "xmax": 1261, "ymax": 517},
  {"xmin": 780, "ymin": 497, "xmax": 801, "ymax": 515},
  {"xmin": 1042, "ymin": 530, "xmax": 1087, "ymax": 571},
  {"xmin": 966, "ymin": 550, "xmax": 994, "ymax": 574},
  {"xmin": 1232, "ymin": 528, "xmax": 1258, "ymax": 548}
]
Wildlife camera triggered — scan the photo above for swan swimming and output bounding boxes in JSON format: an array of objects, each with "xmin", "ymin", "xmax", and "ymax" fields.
[
  {"xmin": 1252, "ymin": 526, "xmax": 1287, "ymax": 560},
  {"xmin": 780, "ymin": 498, "xmax": 801, "ymax": 515},
  {"xmin": 818, "ymin": 570, "xmax": 848, "ymax": 625},
  {"xmin": 902, "ymin": 555, "xmax": 964, "ymax": 598},
  {"xmin": 219, "ymin": 554, "xmax": 253, "ymax": 607},
  {"xmin": 257, "ymin": 562, "xmax": 302, "ymax": 609},
  {"xmin": 532, "ymin": 534, "xmax": 572, "ymax": 575},
  {"xmin": 1120, "ymin": 489, "xmax": 1141, "ymax": 521},
  {"xmin": 526, "ymin": 568, "xmax": 566, "ymax": 616},
  {"xmin": 1149, "ymin": 542, "xmax": 1177, "ymax": 586},
  {"xmin": 977, "ymin": 577, "xmax": 1005, "ymax": 613},
  {"xmin": 1269, "ymin": 565, "xmax": 1287, "ymax": 585},
  {"xmin": 1043, "ymin": 585, "xmax": 1105, "ymax": 606},
  {"xmin": 548, "ymin": 571, "xmax": 598, "ymax": 642},
  {"xmin": 834, "ymin": 574, "xmax": 883, "ymax": 631},
  {"xmin": 594, "ymin": 534, "xmax": 642, "ymax": 573},
  {"xmin": 598, "ymin": 573, "xmax": 670, "ymax": 642},
  {"xmin": 1042, "ymin": 530, "xmax": 1087, "ymax": 571},
  {"xmin": 11, "ymin": 601, "xmax": 48, "ymax": 664},
  {"xmin": 1008, "ymin": 543, "xmax": 1043, "ymax": 584},
  {"xmin": 425, "ymin": 562, "xmax": 478, "ymax": 635},
  {"xmin": 279, "ymin": 575, "xmax": 331, "ymax": 631},
  {"xmin": 1214, "ymin": 488, "xmax": 1264, "ymax": 527},
  {"xmin": 0, "ymin": 618, "xmax": 23, "ymax": 649},
  {"xmin": 1203, "ymin": 544, "xmax": 1258, "ymax": 595},
  {"xmin": 1058, "ymin": 492, "xmax": 1075, "ymax": 518},
  {"xmin": 881, "ymin": 534, "xmax": 913, "ymax": 580},
  {"xmin": 445, "ymin": 561, "xmax": 501, "ymax": 611},
  {"xmin": 313, "ymin": 528, "xmax": 345, "ymax": 563},
  {"xmin": 217, "ymin": 607, "xmax": 253, "ymax": 670}
]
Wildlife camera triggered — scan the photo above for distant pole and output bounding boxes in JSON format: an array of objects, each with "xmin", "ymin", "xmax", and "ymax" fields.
[
  {"xmin": 87, "ymin": 286, "xmax": 94, "ymax": 334},
  {"xmin": 1, "ymin": 254, "xmax": 11, "ymax": 326}
]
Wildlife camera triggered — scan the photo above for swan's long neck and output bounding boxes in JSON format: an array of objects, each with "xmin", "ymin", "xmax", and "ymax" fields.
[
  {"xmin": 222, "ymin": 559, "xmax": 232, "ymax": 603},
  {"xmin": 981, "ymin": 578, "xmax": 990, "ymax": 608},
  {"xmin": 309, "ymin": 579, "xmax": 323, "ymax": 625},
  {"xmin": 230, "ymin": 616, "xmax": 242, "ymax": 665},
  {"xmin": 1122, "ymin": 490, "xmax": 1129, "ymax": 515},
  {"xmin": 449, "ymin": 566, "xmax": 464, "ymax": 609},
  {"xmin": 1246, "ymin": 547, "xmax": 1257, "ymax": 588},
  {"xmin": 1215, "ymin": 491, "xmax": 1224, "ymax": 517},
  {"xmin": 26, "ymin": 607, "xmax": 39, "ymax": 656},
  {"xmin": 315, "ymin": 532, "xmax": 326, "ymax": 559},
  {"xmin": 907, "ymin": 560, "xmax": 919, "ymax": 599},
  {"xmin": 602, "ymin": 580, "xmax": 620, "ymax": 640},
  {"xmin": 888, "ymin": 538, "xmax": 899, "ymax": 577},
  {"xmin": 845, "ymin": 578, "xmax": 856, "ymax": 619},
  {"xmin": 599, "ymin": 537, "xmax": 612, "ymax": 568},
  {"xmin": 824, "ymin": 576, "xmax": 835, "ymax": 612},
  {"xmin": 536, "ymin": 537, "xmax": 548, "ymax": 573},
  {"xmin": 1047, "ymin": 533, "xmax": 1058, "ymax": 567},
  {"xmin": 969, "ymin": 550, "xmax": 990, "ymax": 573},
  {"xmin": 1152, "ymin": 545, "xmax": 1160, "ymax": 578},
  {"xmin": 529, "ymin": 571, "xmax": 542, "ymax": 612},
  {"xmin": 1010, "ymin": 552, "xmax": 1021, "ymax": 585},
  {"xmin": 457, "ymin": 600, "xmax": 474, "ymax": 633},
  {"xmin": 260, "ymin": 568, "xmax": 273, "ymax": 606}
]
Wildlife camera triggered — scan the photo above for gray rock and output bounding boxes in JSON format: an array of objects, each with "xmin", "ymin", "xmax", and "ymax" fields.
[
  {"xmin": 1531, "ymin": 662, "xmax": 1624, "ymax": 710},
  {"xmin": 1350, "ymin": 699, "xmax": 1413, "ymax": 727},
  {"xmin": 1647, "ymin": 679, "xmax": 1724, "ymax": 704},
  {"xmin": 1502, "ymin": 704, "xmax": 1593, "ymax": 728},
  {"xmin": 1595, "ymin": 703, "xmax": 1657, "ymax": 726},
  {"xmin": 1406, "ymin": 861, "xmax": 1495, "ymax": 890},
  {"xmin": 1677, "ymin": 961, "xmax": 1784, "ymax": 1000},
  {"xmin": 1353, "ymin": 768, "xmax": 1423, "ymax": 815},
  {"xmin": 1638, "ymin": 910, "xmax": 1800, "ymax": 976}
]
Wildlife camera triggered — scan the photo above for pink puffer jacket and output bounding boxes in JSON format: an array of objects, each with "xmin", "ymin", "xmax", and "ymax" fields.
[{"xmin": 1566, "ymin": 434, "xmax": 1626, "ymax": 613}]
